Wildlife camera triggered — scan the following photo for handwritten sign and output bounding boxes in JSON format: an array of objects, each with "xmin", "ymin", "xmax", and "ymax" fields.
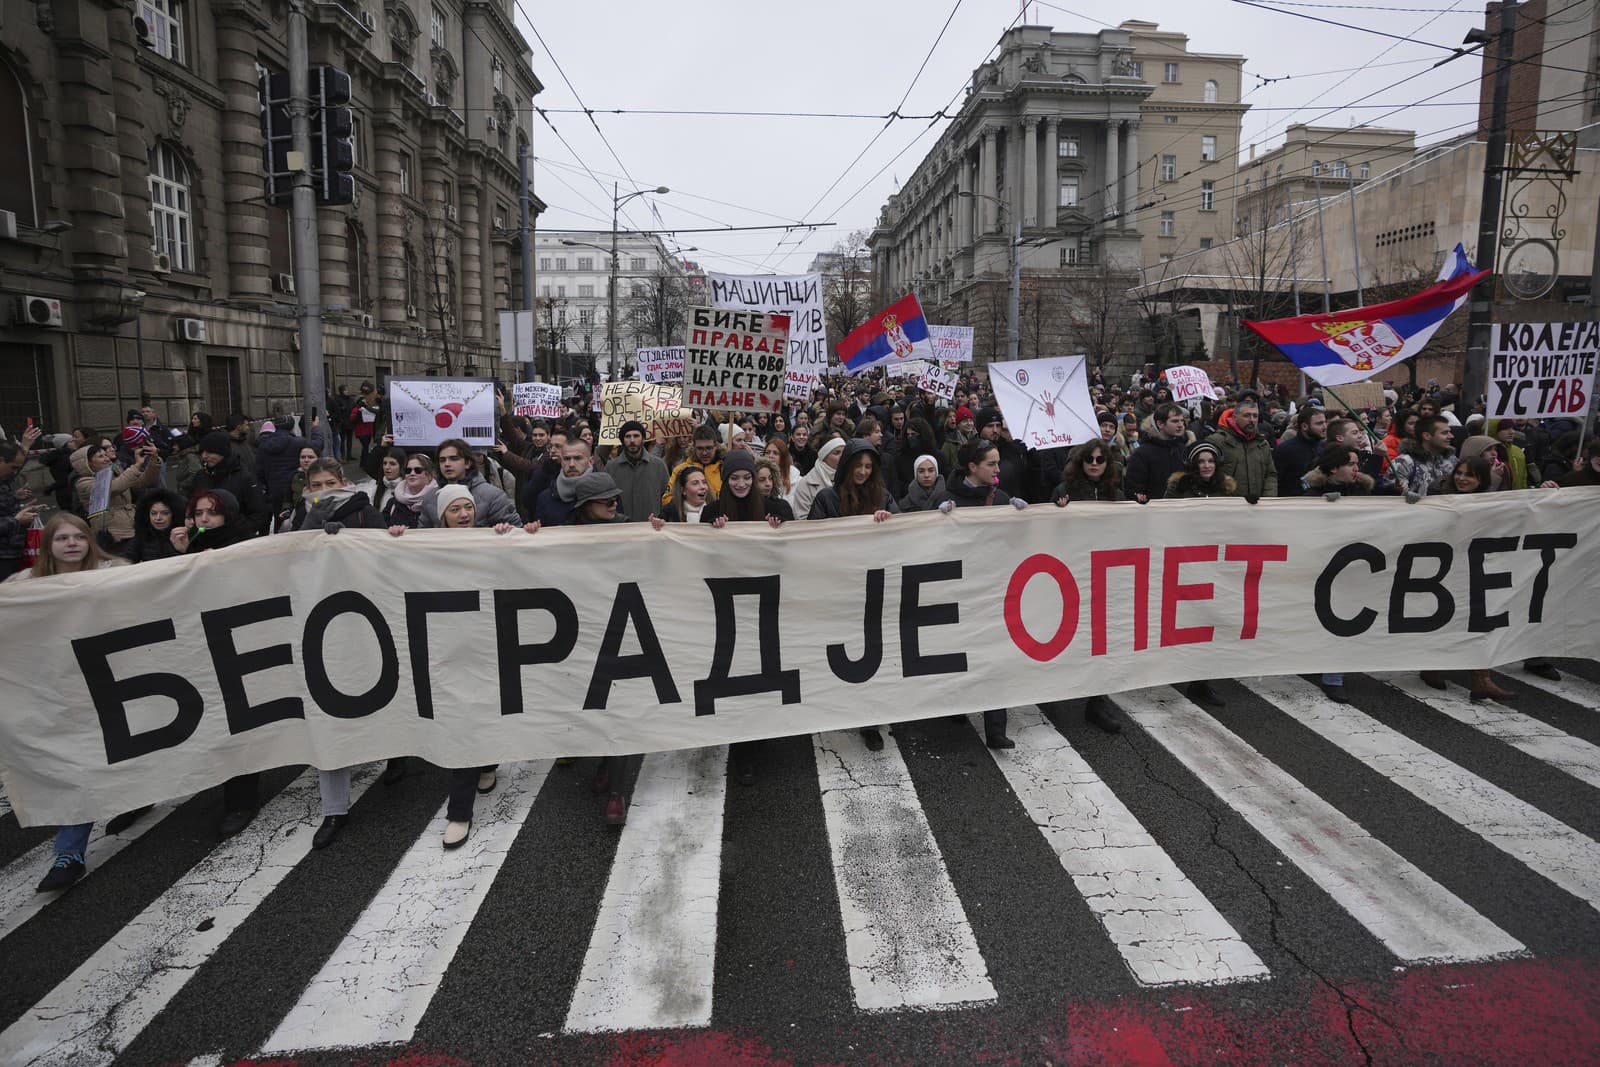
[
  {"xmin": 598, "ymin": 381, "xmax": 697, "ymax": 445},
  {"xmin": 707, "ymin": 273, "xmax": 824, "ymax": 400},
  {"xmin": 918, "ymin": 363, "xmax": 959, "ymax": 400},
  {"xmin": 1488, "ymin": 321, "xmax": 1599, "ymax": 420},
  {"xmin": 1164, "ymin": 365, "xmax": 1218, "ymax": 403},
  {"xmin": 511, "ymin": 382, "xmax": 563, "ymax": 420},
  {"xmin": 636, "ymin": 346, "xmax": 686, "ymax": 384},
  {"xmin": 927, "ymin": 324, "xmax": 974, "ymax": 363},
  {"xmin": 987, "ymin": 357, "xmax": 1099, "ymax": 451},
  {"xmin": 682, "ymin": 307, "xmax": 789, "ymax": 415}
]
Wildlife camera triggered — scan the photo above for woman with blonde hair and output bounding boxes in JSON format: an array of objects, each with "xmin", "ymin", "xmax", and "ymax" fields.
[{"xmin": 7, "ymin": 514, "xmax": 134, "ymax": 891}]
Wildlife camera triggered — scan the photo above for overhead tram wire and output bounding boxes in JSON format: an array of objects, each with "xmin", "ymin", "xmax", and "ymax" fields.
[{"xmin": 1225, "ymin": 0, "xmax": 1461, "ymax": 49}]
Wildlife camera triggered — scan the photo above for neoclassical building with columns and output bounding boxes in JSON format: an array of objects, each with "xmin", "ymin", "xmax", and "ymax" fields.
[
  {"xmin": 869, "ymin": 21, "xmax": 1245, "ymax": 366},
  {"xmin": 0, "ymin": 0, "xmax": 540, "ymax": 432}
]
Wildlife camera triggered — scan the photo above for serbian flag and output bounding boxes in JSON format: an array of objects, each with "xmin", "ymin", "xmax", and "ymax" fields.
[
  {"xmin": 838, "ymin": 294, "xmax": 935, "ymax": 375},
  {"xmin": 1242, "ymin": 244, "xmax": 1488, "ymax": 387}
]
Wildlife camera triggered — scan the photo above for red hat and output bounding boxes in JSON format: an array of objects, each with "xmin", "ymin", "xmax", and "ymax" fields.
[
  {"xmin": 955, "ymin": 405, "xmax": 974, "ymax": 422},
  {"xmin": 121, "ymin": 425, "xmax": 150, "ymax": 447}
]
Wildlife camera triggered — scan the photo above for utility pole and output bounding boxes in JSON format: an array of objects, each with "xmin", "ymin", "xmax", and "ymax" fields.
[
  {"xmin": 1462, "ymin": 0, "xmax": 1518, "ymax": 409},
  {"xmin": 609, "ymin": 182, "xmax": 620, "ymax": 380},
  {"xmin": 1007, "ymin": 211, "xmax": 1021, "ymax": 361},
  {"xmin": 287, "ymin": 0, "xmax": 325, "ymax": 435},
  {"xmin": 518, "ymin": 139, "xmax": 533, "ymax": 383}
]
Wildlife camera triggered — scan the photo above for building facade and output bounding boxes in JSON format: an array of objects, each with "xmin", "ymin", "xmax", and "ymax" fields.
[
  {"xmin": 1235, "ymin": 124, "xmax": 1418, "ymax": 233},
  {"xmin": 533, "ymin": 230, "xmax": 686, "ymax": 377},
  {"xmin": 0, "ymin": 0, "xmax": 540, "ymax": 434}
]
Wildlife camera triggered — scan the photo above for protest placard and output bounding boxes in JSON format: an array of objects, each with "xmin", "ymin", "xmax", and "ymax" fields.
[
  {"xmin": 928, "ymin": 324, "xmax": 974, "ymax": 363},
  {"xmin": 1325, "ymin": 380, "xmax": 1385, "ymax": 413},
  {"xmin": 598, "ymin": 381, "xmax": 697, "ymax": 445},
  {"xmin": 1488, "ymin": 321, "xmax": 1599, "ymax": 420},
  {"xmin": 918, "ymin": 362, "xmax": 959, "ymax": 400},
  {"xmin": 512, "ymin": 382, "xmax": 563, "ymax": 420},
  {"xmin": 7, "ymin": 492, "xmax": 1598, "ymax": 825},
  {"xmin": 636, "ymin": 346, "xmax": 687, "ymax": 384},
  {"xmin": 388, "ymin": 378, "xmax": 496, "ymax": 447},
  {"xmin": 987, "ymin": 356, "xmax": 1100, "ymax": 450},
  {"xmin": 682, "ymin": 306, "xmax": 789, "ymax": 415},
  {"xmin": 1165, "ymin": 364, "xmax": 1218, "ymax": 403},
  {"xmin": 889, "ymin": 359, "xmax": 933, "ymax": 379},
  {"xmin": 707, "ymin": 273, "xmax": 825, "ymax": 399}
]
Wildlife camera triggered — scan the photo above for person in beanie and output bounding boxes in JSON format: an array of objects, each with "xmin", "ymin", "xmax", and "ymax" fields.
[
  {"xmin": 702, "ymin": 448, "xmax": 792, "ymax": 526},
  {"xmin": 608, "ymin": 419, "xmax": 669, "ymax": 523},
  {"xmin": 189, "ymin": 431, "xmax": 270, "ymax": 536},
  {"xmin": 789, "ymin": 436, "xmax": 847, "ymax": 519},
  {"xmin": 1164, "ymin": 440, "xmax": 1236, "ymax": 499},
  {"xmin": 254, "ymin": 419, "xmax": 308, "ymax": 513},
  {"xmin": 972, "ymin": 407, "xmax": 1027, "ymax": 499},
  {"xmin": 898, "ymin": 454, "xmax": 946, "ymax": 512}
]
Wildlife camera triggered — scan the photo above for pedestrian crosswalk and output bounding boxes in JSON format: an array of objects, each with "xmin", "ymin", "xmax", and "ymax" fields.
[{"xmin": 1, "ymin": 663, "xmax": 1598, "ymax": 1064}]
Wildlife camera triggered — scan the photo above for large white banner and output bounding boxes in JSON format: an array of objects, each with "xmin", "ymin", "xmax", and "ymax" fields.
[
  {"xmin": 2, "ymin": 491, "xmax": 1597, "ymax": 824},
  {"xmin": 988, "ymin": 356, "xmax": 1100, "ymax": 450},
  {"xmin": 388, "ymin": 378, "xmax": 497, "ymax": 447},
  {"xmin": 706, "ymin": 273, "xmax": 826, "ymax": 400},
  {"xmin": 1488, "ymin": 321, "xmax": 1598, "ymax": 421}
]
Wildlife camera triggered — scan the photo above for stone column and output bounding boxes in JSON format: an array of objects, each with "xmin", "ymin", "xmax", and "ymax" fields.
[
  {"xmin": 52, "ymin": 0, "xmax": 127, "ymax": 276},
  {"xmin": 459, "ymin": 166, "xmax": 484, "ymax": 341},
  {"xmin": 319, "ymin": 212, "xmax": 349, "ymax": 309},
  {"xmin": 374, "ymin": 120, "xmax": 408, "ymax": 324},
  {"xmin": 1104, "ymin": 121, "xmax": 1120, "ymax": 222},
  {"xmin": 1122, "ymin": 123, "xmax": 1139, "ymax": 230},
  {"xmin": 1044, "ymin": 119, "xmax": 1060, "ymax": 228},
  {"xmin": 107, "ymin": 9, "xmax": 153, "ymax": 275},
  {"xmin": 1022, "ymin": 117, "xmax": 1038, "ymax": 228},
  {"xmin": 215, "ymin": 7, "xmax": 273, "ymax": 301},
  {"xmin": 956, "ymin": 154, "xmax": 972, "ymax": 247},
  {"xmin": 980, "ymin": 128, "xmax": 998, "ymax": 234}
]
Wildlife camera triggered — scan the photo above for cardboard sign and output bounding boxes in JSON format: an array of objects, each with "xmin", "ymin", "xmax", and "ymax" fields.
[
  {"xmin": 512, "ymin": 382, "xmax": 563, "ymax": 420},
  {"xmin": 706, "ymin": 273, "xmax": 825, "ymax": 399},
  {"xmin": 1326, "ymin": 380, "xmax": 1385, "ymax": 413},
  {"xmin": 1488, "ymin": 322, "xmax": 1599, "ymax": 420},
  {"xmin": 388, "ymin": 378, "xmax": 496, "ymax": 447},
  {"xmin": 636, "ymin": 346, "xmax": 687, "ymax": 384},
  {"xmin": 987, "ymin": 357, "xmax": 1100, "ymax": 450},
  {"xmin": 927, "ymin": 324, "xmax": 974, "ymax": 363},
  {"xmin": 918, "ymin": 363, "xmax": 959, "ymax": 400},
  {"xmin": 1165, "ymin": 365, "xmax": 1218, "ymax": 403},
  {"xmin": 682, "ymin": 307, "xmax": 789, "ymax": 415},
  {"xmin": 598, "ymin": 381, "xmax": 697, "ymax": 445}
]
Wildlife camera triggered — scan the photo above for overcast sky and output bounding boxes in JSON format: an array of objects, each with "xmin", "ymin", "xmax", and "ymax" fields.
[{"xmin": 514, "ymin": 0, "xmax": 1492, "ymax": 276}]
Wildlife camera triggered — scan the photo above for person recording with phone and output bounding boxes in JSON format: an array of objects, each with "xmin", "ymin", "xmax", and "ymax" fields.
[
  {"xmin": 70, "ymin": 429, "xmax": 163, "ymax": 555},
  {"xmin": 0, "ymin": 428, "xmax": 44, "ymax": 575}
]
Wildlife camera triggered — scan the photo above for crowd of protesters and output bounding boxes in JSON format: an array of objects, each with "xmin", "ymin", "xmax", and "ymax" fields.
[{"xmin": 2, "ymin": 360, "xmax": 1597, "ymax": 893}]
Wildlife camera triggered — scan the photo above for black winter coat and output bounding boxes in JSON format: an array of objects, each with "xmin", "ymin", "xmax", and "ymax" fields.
[
  {"xmin": 122, "ymin": 488, "xmax": 188, "ymax": 563},
  {"xmin": 1124, "ymin": 416, "xmax": 1192, "ymax": 501},
  {"xmin": 190, "ymin": 452, "xmax": 271, "ymax": 535},
  {"xmin": 255, "ymin": 430, "xmax": 308, "ymax": 509},
  {"xmin": 928, "ymin": 475, "xmax": 1013, "ymax": 509}
]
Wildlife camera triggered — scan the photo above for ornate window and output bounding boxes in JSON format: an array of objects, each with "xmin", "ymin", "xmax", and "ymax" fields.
[
  {"xmin": 148, "ymin": 143, "xmax": 194, "ymax": 270},
  {"xmin": 1058, "ymin": 178, "xmax": 1079, "ymax": 208},
  {"xmin": 346, "ymin": 220, "xmax": 370, "ymax": 309},
  {"xmin": 1058, "ymin": 136, "xmax": 1079, "ymax": 158},
  {"xmin": 1160, "ymin": 154, "xmax": 1176, "ymax": 181},
  {"xmin": 1331, "ymin": 160, "xmax": 1349, "ymax": 179},
  {"xmin": 1203, "ymin": 80, "xmax": 1219, "ymax": 104},
  {"xmin": 430, "ymin": 4, "xmax": 448, "ymax": 47},
  {"xmin": 139, "ymin": 0, "xmax": 185, "ymax": 63},
  {"xmin": 385, "ymin": 0, "xmax": 419, "ymax": 64},
  {"xmin": 0, "ymin": 61, "xmax": 37, "ymax": 228}
]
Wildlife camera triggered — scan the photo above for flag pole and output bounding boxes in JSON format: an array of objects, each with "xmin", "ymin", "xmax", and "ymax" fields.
[{"xmin": 1322, "ymin": 383, "xmax": 1380, "ymax": 445}]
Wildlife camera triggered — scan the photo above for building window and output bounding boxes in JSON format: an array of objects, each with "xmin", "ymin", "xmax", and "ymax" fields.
[
  {"xmin": 491, "ymin": 56, "xmax": 505, "ymax": 95},
  {"xmin": 347, "ymin": 220, "xmax": 370, "ymax": 308},
  {"xmin": 578, "ymin": 284, "xmax": 594, "ymax": 298},
  {"xmin": 1201, "ymin": 135, "xmax": 1216, "ymax": 162},
  {"xmin": 1312, "ymin": 160, "xmax": 1322, "ymax": 177},
  {"xmin": 540, "ymin": 284, "xmax": 552, "ymax": 297},
  {"xmin": 0, "ymin": 61, "xmax": 38, "ymax": 228},
  {"xmin": 554, "ymin": 256, "xmax": 567, "ymax": 270},
  {"xmin": 441, "ymin": 178, "xmax": 454, "ymax": 212},
  {"xmin": 1160, "ymin": 154, "xmax": 1176, "ymax": 181},
  {"xmin": 556, "ymin": 284, "xmax": 566, "ymax": 297},
  {"xmin": 630, "ymin": 257, "xmax": 646, "ymax": 271},
  {"xmin": 1199, "ymin": 238, "xmax": 1213, "ymax": 250},
  {"xmin": 350, "ymin": 112, "xmax": 364, "ymax": 169},
  {"xmin": 578, "ymin": 308, "xmax": 593, "ymax": 325},
  {"xmin": 631, "ymin": 284, "xmax": 647, "ymax": 298},
  {"xmin": 577, "ymin": 256, "xmax": 593, "ymax": 271},
  {"xmin": 139, "ymin": 0, "xmax": 185, "ymax": 63},
  {"xmin": 1159, "ymin": 211, "xmax": 1174, "ymax": 237},
  {"xmin": 404, "ymin": 242, "xmax": 419, "ymax": 308},
  {"xmin": 399, "ymin": 150, "xmax": 413, "ymax": 195},
  {"xmin": 1204, "ymin": 80, "xmax": 1219, "ymax": 104},
  {"xmin": 148, "ymin": 143, "xmax": 194, "ymax": 271},
  {"xmin": 1058, "ymin": 178, "xmax": 1079, "ymax": 208},
  {"xmin": 557, "ymin": 308, "xmax": 567, "ymax": 326},
  {"xmin": 1200, "ymin": 181, "xmax": 1215, "ymax": 211},
  {"xmin": 1059, "ymin": 246, "xmax": 1078, "ymax": 266},
  {"xmin": 539, "ymin": 257, "xmax": 551, "ymax": 270},
  {"xmin": 430, "ymin": 4, "xmax": 448, "ymax": 47},
  {"xmin": 1131, "ymin": 61, "xmax": 1143, "ymax": 79},
  {"xmin": 1059, "ymin": 136, "xmax": 1079, "ymax": 158},
  {"xmin": 1163, "ymin": 114, "xmax": 1178, "ymax": 124},
  {"xmin": 1359, "ymin": 161, "xmax": 1371, "ymax": 179},
  {"xmin": 1163, "ymin": 62, "xmax": 1179, "ymax": 83},
  {"xmin": 1331, "ymin": 160, "xmax": 1349, "ymax": 179}
]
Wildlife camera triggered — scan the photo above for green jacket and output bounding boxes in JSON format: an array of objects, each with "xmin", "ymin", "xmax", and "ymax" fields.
[{"xmin": 1206, "ymin": 418, "xmax": 1277, "ymax": 498}]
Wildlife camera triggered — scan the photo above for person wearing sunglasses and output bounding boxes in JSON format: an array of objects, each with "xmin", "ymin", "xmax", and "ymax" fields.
[
  {"xmin": 1050, "ymin": 442, "xmax": 1124, "ymax": 504},
  {"xmin": 383, "ymin": 454, "xmax": 438, "ymax": 530}
]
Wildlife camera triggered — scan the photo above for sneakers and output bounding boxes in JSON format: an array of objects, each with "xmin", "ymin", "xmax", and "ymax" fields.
[
  {"xmin": 312, "ymin": 815, "xmax": 346, "ymax": 850},
  {"xmin": 443, "ymin": 820, "xmax": 472, "ymax": 849},
  {"xmin": 218, "ymin": 808, "xmax": 258, "ymax": 839},
  {"xmin": 1319, "ymin": 683, "xmax": 1352, "ymax": 705},
  {"xmin": 860, "ymin": 727, "xmax": 884, "ymax": 752},
  {"xmin": 1084, "ymin": 696, "xmax": 1123, "ymax": 734},
  {"xmin": 604, "ymin": 793, "xmax": 628, "ymax": 826},
  {"xmin": 476, "ymin": 769, "xmax": 497, "ymax": 795},
  {"xmin": 1186, "ymin": 680, "xmax": 1226, "ymax": 708},
  {"xmin": 381, "ymin": 757, "xmax": 409, "ymax": 786},
  {"xmin": 1525, "ymin": 661, "xmax": 1562, "ymax": 682},
  {"xmin": 36, "ymin": 854, "xmax": 86, "ymax": 893},
  {"xmin": 105, "ymin": 805, "xmax": 152, "ymax": 835}
]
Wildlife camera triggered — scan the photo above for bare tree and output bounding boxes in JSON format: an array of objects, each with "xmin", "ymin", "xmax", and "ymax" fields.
[
  {"xmin": 1205, "ymin": 211, "xmax": 1300, "ymax": 389},
  {"xmin": 1057, "ymin": 258, "xmax": 1142, "ymax": 370},
  {"xmin": 822, "ymin": 230, "xmax": 874, "ymax": 358},
  {"xmin": 414, "ymin": 201, "xmax": 459, "ymax": 375},
  {"xmin": 626, "ymin": 266, "xmax": 691, "ymax": 351},
  {"xmin": 537, "ymin": 296, "xmax": 573, "ymax": 381}
]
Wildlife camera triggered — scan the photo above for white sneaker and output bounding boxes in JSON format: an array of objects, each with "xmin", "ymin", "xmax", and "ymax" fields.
[
  {"xmin": 443, "ymin": 820, "xmax": 471, "ymax": 849},
  {"xmin": 477, "ymin": 770, "xmax": 497, "ymax": 794}
]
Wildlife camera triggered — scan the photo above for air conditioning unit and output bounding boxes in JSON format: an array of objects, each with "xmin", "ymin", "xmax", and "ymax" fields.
[
  {"xmin": 0, "ymin": 210, "xmax": 15, "ymax": 241},
  {"xmin": 405, "ymin": 303, "xmax": 418, "ymax": 319},
  {"xmin": 276, "ymin": 272, "xmax": 296, "ymax": 294},
  {"xmin": 445, "ymin": 205, "xmax": 458, "ymax": 222},
  {"xmin": 13, "ymin": 294, "xmax": 64, "ymax": 327},
  {"xmin": 359, "ymin": 9, "xmax": 376, "ymax": 31},
  {"xmin": 151, "ymin": 249, "xmax": 172, "ymax": 273},
  {"xmin": 360, "ymin": 312, "xmax": 375, "ymax": 328},
  {"xmin": 485, "ymin": 116, "xmax": 498, "ymax": 132},
  {"xmin": 175, "ymin": 317, "xmax": 208, "ymax": 342}
]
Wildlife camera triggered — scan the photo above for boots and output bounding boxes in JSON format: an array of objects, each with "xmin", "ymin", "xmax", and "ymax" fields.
[
  {"xmin": 1420, "ymin": 670, "xmax": 1448, "ymax": 691},
  {"xmin": 984, "ymin": 709, "xmax": 1014, "ymax": 749},
  {"xmin": 1470, "ymin": 670, "xmax": 1516, "ymax": 703},
  {"xmin": 1185, "ymin": 680, "xmax": 1225, "ymax": 708},
  {"xmin": 1084, "ymin": 696, "xmax": 1122, "ymax": 734}
]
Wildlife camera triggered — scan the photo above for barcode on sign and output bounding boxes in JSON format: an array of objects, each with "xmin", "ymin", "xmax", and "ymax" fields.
[{"xmin": 459, "ymin": 426, "xmax": 494, "ymax": 439}]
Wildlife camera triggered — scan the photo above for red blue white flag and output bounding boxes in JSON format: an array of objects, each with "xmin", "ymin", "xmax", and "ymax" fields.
[
  {"xmin": 837, "ymin": 293, "xmax": 934, "ymax": 375},
  {"xmin": 1241, "ymin": 244, "xmax": 1488, "ymax": 387}
]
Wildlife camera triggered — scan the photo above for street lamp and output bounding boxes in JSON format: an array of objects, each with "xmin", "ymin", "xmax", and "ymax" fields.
[
  {"xmin": 958, "ymin": 190, "xmax": 1021, "ymax": 362},
  {"xmin": 609, "ymin": 184, "xmax": 668, "ymax": 377}
]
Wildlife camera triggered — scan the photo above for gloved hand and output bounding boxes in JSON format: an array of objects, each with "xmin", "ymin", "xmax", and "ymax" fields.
[
  {"xmin": 1405, "ymin": 490, "xmax": 1422, "ymax": 504},
  {"xmin": 1010, "ymin": 497, "xmax": 1028, "ymax": 510},
  {"xmin": 323, "ymin": 521, "xmax": 345, "ymax": 534},
  {"xmin": 938, "ymin": 499, "xmax": 955, "ymax": 514},
  {"xmin": 1244, "ymin": 494, "xmax": 1260, "ymax": 505},
  {"xmin": 1323, "ymin": 491, "xmax": 1342, "ymax": 502}
]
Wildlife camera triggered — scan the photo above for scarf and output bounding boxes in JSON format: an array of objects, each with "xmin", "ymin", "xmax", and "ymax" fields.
[
  {"xmin": 555, "ymin": 471, "xmax": 582, "ymax": 503},
  {"xmin": 87, "ymin": 466, "xmax": 114, "ymax": 520},
  {"xmin": 392, "ymin": 477, "xmax": 437, "ymax": 515},
  {"xmin": 302, "ymin": 486, "xmax": 358, "ymax": 527}
]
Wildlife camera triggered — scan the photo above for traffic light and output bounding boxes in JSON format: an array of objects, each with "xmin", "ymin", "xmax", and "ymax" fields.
[
  {"xmin": 312, "ymin": 66, "xmax": 355, "ymax": 206},
  {"xmin": 258, "ymin": 70, "xmax": 293, "ymax": 207}
]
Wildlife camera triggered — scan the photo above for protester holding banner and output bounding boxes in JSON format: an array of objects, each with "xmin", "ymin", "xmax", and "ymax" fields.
[
  {"xmin": 662, "ymin": 427, "xmax": 725, "ymax": 508},
  {"xmin": 1164, "ymin": 442, "xmax": 1236, "ymax": 501},
  {"xmin": 419, "ymin": 438, "xmax": 519, "ymax": 529},
  {"xmin": 1272, "ymin": 407, "xmax": 1327, "ymax": 498},
  {"xmin": 189, "ymin": 432, "xmax": 270, "ymax": 536},
  {"xmin": 1483, "ymin": 420, "xmax": 1538, "ymax": 489},
  {"xmin": 122, "ymin": 487, "xmax": 187, "ymax": 563},
  {"xmin": 1050, "ymin": 441, "xmax": 1124, "ymax": 504},
  {"xmin": 530, "ymin": 437, "xmax": 598, "ymax": 528},
  {"xmin": 607, "ymin": 421, "xmax": 669, "ymax": 524},
  {"xmin": 898, "ymin": 455, "xmax": 946, "ymax": 512},
  {"xmin": 650, "ymin": 465, "xmax": 711, "ymax": 527},
  {"xmin": 1124, "ymin": 405, "xmax": 1193, "ymax": 504},
  {"xmin": 291, "ymin": 459, "xmax": 384, "ymax": 533},
  {"xmin": 359, "ymin": 443, "xmax": 406, "ymax": 516},
  {"xmin": 7, "ymin": 514, "xmax": 131, "ymax": 891},
  {"xmin": 1383, "ymin": 416, "xmax": 1458, "ymax": 499},
  {"xmin": 789, "ymin": 436, "xmax": 845, "ymax": 520},
  {"xmin": 1557, "ymin": 439, "xmax": 1600, "ymax": 487},
  {"xmin": 382, "ymin": 454, "xmax": 437, "ymax": 529},
  {"xmin": 806, "ymin": 439, "xmax": 898, "ymax": 522},
  {"xmin": 702, "ymin": 450, "xmax": 792, "ymax": 528}
]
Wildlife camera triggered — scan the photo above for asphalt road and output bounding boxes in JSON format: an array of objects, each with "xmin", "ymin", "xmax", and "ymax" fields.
[{"xmin": 1, "ymin": 662, "xmax": 1599, "ymax": 1066}]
